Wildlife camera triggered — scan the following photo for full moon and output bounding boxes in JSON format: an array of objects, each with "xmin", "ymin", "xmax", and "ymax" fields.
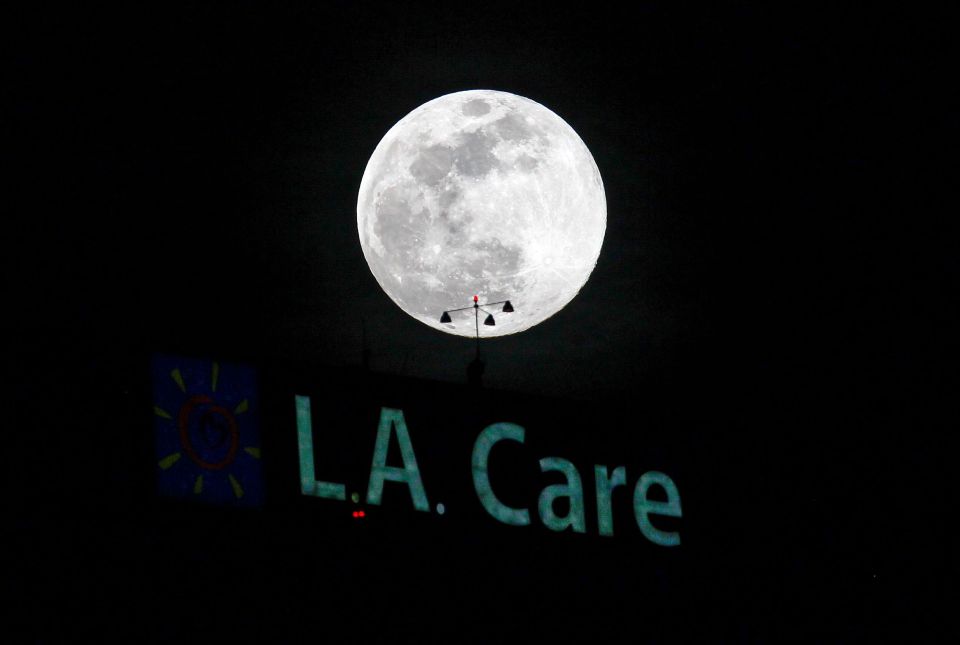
[{"xmin": 357, "ymin": 89, "xmax": 606, "ymax": 337}]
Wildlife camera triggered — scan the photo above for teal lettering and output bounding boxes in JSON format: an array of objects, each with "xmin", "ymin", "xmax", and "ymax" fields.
[
  {"xmin": 366, "ymin": 407, "xmax": 429, "ymax": 512},
  {"xmin": 295, "ymin": 395, "xmax": 346, "ymax": 500},
  {"xmin": 594, "ymin": 465, "xmax": 627, "ymax": 537},
  {"xmin": 538, "ymin": 457, "xmax": 586, "ymax": 533},
  {"xmin": 633, "ymin": 471, "xmax": 682, "ymax": 546},
  {"xmin": 471, "ymin": 423, "xmax": 530, "ymax": 526}
]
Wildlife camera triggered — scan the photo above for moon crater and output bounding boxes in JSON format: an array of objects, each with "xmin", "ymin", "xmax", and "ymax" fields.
[{"xmin": 358, "ymin": 90, "xmax": 605, "ymax": 337}]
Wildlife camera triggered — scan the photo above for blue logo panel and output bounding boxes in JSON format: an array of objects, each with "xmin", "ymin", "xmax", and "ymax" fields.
[{"xmin": 151, "ymin": 354, "xmax": 264, "ymax": 507}]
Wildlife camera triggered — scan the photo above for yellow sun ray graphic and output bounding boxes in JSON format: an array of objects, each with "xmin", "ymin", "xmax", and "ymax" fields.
[
  {"xmin": 154, "ymin": 406, "xmax": 173, "ymax": 420},
  {"xmin": 194, "ymin": 474, "xmax": 204, "ymax": 495},
  {"xmin": 228, "ymin": 474, "xmax": 244, "ymax": 499},
  {"xmin": 244, "ymin": 447, "xmax": 261, "ymax": 459},
  {"xmin": 211, "ymin": 362, "xmax": 219, "ymax": 393},
  {"xmin": 234, "ymin": 399, "xmax": 249, "ymax": 414},
  {"xmin": 158, "ymin": 452, "xmax": 181, "ymax": 469},
  {"xmin": 170, "ymin": 368, "xmax": 186, "ymax": 393}
]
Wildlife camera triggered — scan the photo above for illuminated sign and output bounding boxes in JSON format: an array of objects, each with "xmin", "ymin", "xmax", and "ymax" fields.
[
  {"xmin": 296, "ymin": 397, "xmax": 682, "ymax": 545},
  {"xmin": 147, "ymin": 355, "xmax": 683, "ymax": 546}
]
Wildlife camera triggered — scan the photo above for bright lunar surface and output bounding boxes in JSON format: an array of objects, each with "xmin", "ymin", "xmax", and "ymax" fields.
[{"xmin": 357, "ymin": 90, "xmax": 606, "ymax": 337}]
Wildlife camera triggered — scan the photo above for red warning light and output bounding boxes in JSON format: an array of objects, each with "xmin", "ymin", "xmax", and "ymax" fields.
[
  {"xmin": 473, "ymin": 295, "xmax": 478, "ymax": 303},
  {"xmin": 352, "ymin": 510, "xmax": 366, "ymax": 519}
]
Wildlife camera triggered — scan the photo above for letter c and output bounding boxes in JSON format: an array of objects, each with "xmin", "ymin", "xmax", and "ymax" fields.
[{"xmin": 471, "ymin": 423, "xmax": 530, "ymax": 526}]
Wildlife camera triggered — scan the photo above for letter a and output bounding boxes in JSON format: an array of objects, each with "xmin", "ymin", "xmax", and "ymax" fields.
[
  {"xmin": 538, "ymin": 457, "xmax": 587, "ymax": 533},
  {"xmin": 366, "ymin": 408, "xmax": 429, "ymax": 512}
]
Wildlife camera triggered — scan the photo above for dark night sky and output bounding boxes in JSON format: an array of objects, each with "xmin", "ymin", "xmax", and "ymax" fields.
[
  {"xmin": 7, "ymin": 4, "xmax": 950, "ymax": 395},
  {"xmin": 8, "ymin": 4, "xmax": 951, "ymax": 403},
  {"xmin": 7, "ymin": 2, "xmax": 956, "ymax": 641}
]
